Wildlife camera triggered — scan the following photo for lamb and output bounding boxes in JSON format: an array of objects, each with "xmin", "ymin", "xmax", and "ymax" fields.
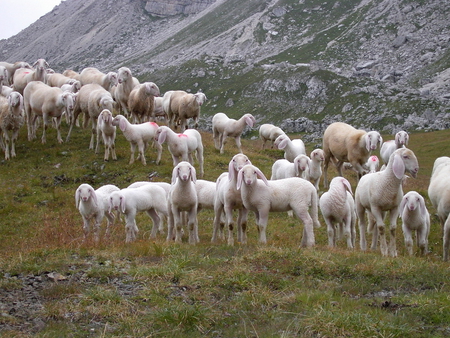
[
  {"xmin": 355, "ymin": 148, "xmax": 419, "ymax": 257},
  {"xmin": 0, "ymin": 61, "xmax": 32, "ymax": 85},
  {"xmin": 166, "ymin": 90, "xmax": 207, "ymax": 131},
  {"xmin": 95, "ymin": 109, "xmax": 117, "ymax": 161},
  {"xmin": 75, "ymin": 183, "xmax": 120, "ymax": 242},
  {"xmin": 109, "ymin": 184, "xmax": 169, "ymax": 242},
  {"xmin": 366, "ymin": 155, "xmax": 380, "ymax": 173},
  {"xmin": 212, "ymin": 112, "xmax": 256, "ymax": 154},
  {"xmin": 66, "ymin": 83, "xmax": 115, "ymax": 143},
  {"xmin": 23, "ymin": 81, "xmax": 75, "ymax": 144},
  {"xmin": 115, "ymin": 67, "xmax": 140, "ymax": 117},
  {"xmin": 1, "ymin": 85, "xmax": 13, "ymax": 98},
  {"xmin": 380, "ymin": 130, "xmax": 409, "ymax": 164},
  {"xmin": 12, "ymin": 59, "xmax": 49, "ymax": 94},
  {"xmin": 112, "ymin": 114, "xmax": 162, "ymax": 165},
  {"xmin": 399, "ymin": 191, "xmax": 430, "ymax": 256},
  {"xmin": 155, "ymin": 125, "xmax": 204, "ymax": 177},
  {"xmin": 60, "ymin": 80, "xmax": 81, "ymax": 93},
  {"xmin": 305, "ymin": 148, "xmax": 325, "ymax": 191},
  {"xmin": 79, "ymin": 67, "xmax": 118, "ymax": 90},
  {"xmin": 167, "ymin": 161, "xmax": 199, "ymax": 244},
  {"xmin": 211, "ymin": 153, "xmax": 252, "ymax": 245},
  {"xmin": 323, "ymin": 122, "xmax": 383, "ymax": 188},
  {"xmin": 270, "ymin": 154, "xmax": 310, "ymax": 180},
  {"xmin": 127, "ymin": 82, "xmax": 160, "ymax": 123},
  {"xmin": 319, "ymin": 177, "xmax": 356, "ymax": 249},
  {"xmin": 428, "ymin": 156, "xmax": 450, "ymax": 260},
  {"xmin": 47, "ymin": 73, "xmax": 78, "ymax": 88},
  {"xmin": 273, "ymin": 134, "xmax": 306, "ymax": 162},
  {"xmin": 259, "ymin": 123, "xmax": 286, "ymax": 149},
  {"xmin": 0, "ymin": 92, "xmax": 24, "ymax": 160},
  {"xmin": 237, "ymin": 164, "xmax": 320, "ymax": 246}
]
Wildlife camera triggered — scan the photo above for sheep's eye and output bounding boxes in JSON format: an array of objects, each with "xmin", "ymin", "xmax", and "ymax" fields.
[{"xmin": 403, "ymin": 155, "xmax": 409, "ymax": 159}]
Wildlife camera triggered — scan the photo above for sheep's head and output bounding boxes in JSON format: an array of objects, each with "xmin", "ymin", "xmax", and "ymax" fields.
[
  {"xmin": 117, "ymin": 67, "xmax": 131, "ymax": 84},
  {"xmin": 311, "ymin": 148, "xmax": 325, "ymax": 162},
  {"xmin": 109, "ymin": 191, "xmax": 126, "ymax": 213},
  {"xmin": 391, "ymin": 148, "xmax": 419, "ymax": 179},
  {"xmin": 399, "ymin": 191, "xmax": 427, "ymax": 219},
  {"xmin": 100, "ymin": 109, "xmax": 113, "ymax": 125},
  {"xmin": 244, "ymin": 114, "xmax": 256, "ymax": 128},
  {"xmin": 228, "ymin": 153, "xmax": 251, "ymax": 182},
  {"xmin": 274, "ymin": 134, "xmax": 289, "ymax": 150},
  {"xmin": 294, "ymin": 154, "xmax": 310, "ymax": 175},
  {"xmin": 8, "ymin": 92, "xmax": 23, "ymax": 110},
  {"xmin": 329, "ymin": 177, "xmax": 353, "ymax": 196},
  {"xmin": 237, "ymin": 164, "xmax": 269, "ymax": 189},
  {"xmin": 144, "ymin": 82, "xmax": 160, "ymax": 97},
  {"xmin": 395, "ymin": 130, "xmax": 409, "ymax": 147},
  {"xmin": 172, "ymin": 162, "xmax": 196, "ymax": 184},
  {"xmin": 194, "ymin": 92, "xmax": 207, "ymax": 105},
  {"xmin": 75, "ymin": 184, "xmax": 97, "ymax": 208},
  {"xmin": 112, "ymin": 115, "xmax": 127, "ymax": 131},
  {"xmin": 365, "ymin": 131, "xmax": 383, "ymax": 151}
]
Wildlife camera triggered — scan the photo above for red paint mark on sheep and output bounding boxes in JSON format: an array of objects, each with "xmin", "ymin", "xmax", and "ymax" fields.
[
  {"xmin": 178, "ymin": 134, "xmax": 188, "ymax": 138},
  {"xmin": 148, "ymin": 122, "xmax": 158, "ymax": 127},
  {"xmin": 369, "ymin": 155, "xmax": 378, "ymax": 162}
]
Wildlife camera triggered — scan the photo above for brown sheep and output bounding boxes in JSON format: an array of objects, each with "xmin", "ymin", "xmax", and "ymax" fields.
[
  {"xmin": 0, "ymin": 92, "xmax": 24, "ymax": 160},
  {"xmin": 128, "ymin": 82, "xmax": 160, "ymax": 123}
]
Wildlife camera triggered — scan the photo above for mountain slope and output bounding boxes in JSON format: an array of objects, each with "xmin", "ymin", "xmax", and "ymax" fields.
[{"xmin": 1, "ymin": 0, "xmax": 449, "ymax": 138}]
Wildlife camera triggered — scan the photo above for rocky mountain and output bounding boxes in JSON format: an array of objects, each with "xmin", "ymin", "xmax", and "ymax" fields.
[{"xmin": 1, "ymin": 0, "xmax": 449, "ymax": 140}]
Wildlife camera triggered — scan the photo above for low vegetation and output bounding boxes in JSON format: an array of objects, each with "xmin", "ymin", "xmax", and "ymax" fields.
[{"xmin": 0, "ymin": 120, "xmax": 450, "ymax": 337}]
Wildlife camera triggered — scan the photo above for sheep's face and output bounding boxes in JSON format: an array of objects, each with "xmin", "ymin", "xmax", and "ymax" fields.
[
  {"xmin": 366, "ymin": 131, "xmax": 383, "ymax": 151},
  {"xmin": 311, "ymin": 149, "xmax": 325, "ymax": 162},
  {"xmin": 109, "ymin": 193, "xmax": 123, "ymax": 211},
  {"xmin": 295, "ymin": 155, "xmax": 310, "ymax": 172},
  {"xmin": 175, "ymin": 162, "xmax": 196, "ymax": 183},
  {"xmin": 395, "ymin": 131, "xmax": 409, "ymax": 147},
  {"xmin": 403, "ymin": 193, "xmax": 420, "ymax": 211},
  {"xmin": 392, "ymin": 148, "xmax": 419, "ymax": 178},
  {"xmin": 117, "ymin": 67, "xmax": 131, "ymax": 84}
]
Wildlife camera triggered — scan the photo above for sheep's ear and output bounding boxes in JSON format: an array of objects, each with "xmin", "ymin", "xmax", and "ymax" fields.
[
  {"xmin": 399, "ymin": 195, "xmax": 408, "ymax": 218},
  {"xmin": 418, "ymin": 195, "xmax": 428, "ymax": 220},
  {"xmin": 90, "ymin": 188, "xmax": 98, "ymax": 207},
  {"xmin": 245, "ymin": 115, "xmax": 255, "ymax": 128},
  {"xmin": 255, "ymin": 168, "xmax": 269, "ymax": 186},
  {"xmin": 294, "ymin": 158, "xmax": 301, "ymax": 176},
  {"xmin": 119, "ymin": 117, "xmax": 127, "ymax": 131},
  {"xmin": 75, "ymin": 189, "xmax": 81, "ymax": 208},
  {"xmin": 171, "ymin": 166, "xmax": 178, "ymax": 184},
  {"xmin": 277, "ymin": 137, "xmax": 288, "ymax": 150},
  {"xmin": 378, "ymin": 134, "xmax": 383, "ymax": 148},
  {"xmin": 120, "ymin": 195, "xmax": 126, "ymax": 213},
  {"xmin": 392, "ymin": 153, "xmax": 405, "ymax": 179},
  {"xmin": 236, "ymin": 169, "xmax": 244, "ymax": 190},
  {"xmin": 190, "ymin": 165, "xmax": 197, "ymax": 183},
  {"xmin": 364, "ymin": 133, "xmax": 371, "ymax": 152},
  {"xmin": 342, "ymin": 178, "xmax": 353, "ymax": 195},
  {"xmin": 158, "ymin": 128, "xmax": 167, "ymax": 144},
  {"xmin": 228, "ymin": 158, "xmax": 237, "ymax": 182}
]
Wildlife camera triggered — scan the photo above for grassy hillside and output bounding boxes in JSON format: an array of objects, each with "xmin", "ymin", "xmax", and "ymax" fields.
[{"xmin": 1, "ymin": 120, "xmax": 450, "ymax": 337}]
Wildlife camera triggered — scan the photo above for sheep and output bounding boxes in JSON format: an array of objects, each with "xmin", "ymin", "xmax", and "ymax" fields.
[
  {"xmin": 273, "ymin": 134, "xmax": 306, "ymax": 162},
  {"xmin": 0, "ymin": 66, "xmax": 8, "ymax": 87},
  {"xmin": 236, "ymin": 164, "xmax": 320, "ymax": 246},
  {"xmin": 12, "ymin": 59, "xmax": 49, "ymax": 95},
  {"xmin": 212, "ymin": 153, "xmax": 252, "ymax": 245},
  {"xmin": 96, "ymin": 109, "xmax": 117, "ymax": 161},
  {"xmin": 259, "ymin": 123, "xmax": 286, "ymax": 150},
  {"xmin": 127, "ymin": 82, "xmax": 160, "ymax": 123},
  {"xmin": 305, "ymin": 148, "xmax": 325, "ymax": 191},
  {"xmin": 23, "ymin": 81, "xmax": 75, "ymax": 144},
  {"xmin": 366, "ymin": 155, "xmax": 380, "ymax": 173},
  {"xmin": 166, "ymin": 90, "xmax": 207, "ymax": 131},
  {"xmin": 167, "ymin": 161, "xmax": 199, "ymax": 244},
  {"xmin": 0, "ymin": 61, "xmax": 32, "ymax": 85},
  {"xmin": 109, "ymin": 184, "xmax": 169, "ymax": 242},
  {"xmin": 380, "ymin": 130, "xmax": 409, "ymax": 164},
  {"xmin": 115, "ymin": 67, "xmax": 140, "ymax": 117},
  {"xmin": 323, "ymin": 122, "xmax": 383, "ymax": 188},
  {"xmin": 155, "ymin": 125, "xmax": 204, "ymax": 177},
  {"xmin": 47, "ymin": 72, "xmax": 78, "ymax": 88},
  {"xmin": 153, "ymin": 96, "xmax": 167, "ymax": 123},
  {"xmin": 0, "ymin": 92, "xmax": 24, "ymax": 160},
  {"xmin": 79, "ymin": 67, "xmax": 118, "ymax": 90},
  {"xmin": 399, "ymin": 191, "xmax": 430, "ymax": 256},
  {"xmin": 428, "ymin": 156, "xmax": 450, "ymax": 260},
  {"xmin": 1, "ymin": 85, "xmax": 13, "ymax": 98},
  {"xmin": 62, "ymin": 69, "xmax": 81, "ymax": 81},
  {"xmin": 270, "ymin": 154, "xmax": 310, "ymax": 180},
  {"xmin": 212, "ymin": 112, "xmax": 256, "ymax": 154},
  {"xmin": 66, "ymin": 83, "xmax": 115, "ymax": 143},
  {"xmin": 60, "ymin": 80, "xmax": 81, "ymax": 93},
  {"xmin": 75, "ymin": 183, "xmax": 120, "ymax": 242},
  {"xmin": 355, "ymin": 148, "xmax": 419, "ymax": 257},
  {"xmin": 319, "ymin": 177, "xmax": 356, "ymax": 249},
  {"xmin": 112, "ymin": 114, "xmax": 162, "ymax": 165}
]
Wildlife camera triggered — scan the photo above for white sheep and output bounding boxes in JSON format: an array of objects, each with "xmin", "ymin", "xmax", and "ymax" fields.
[
  {"xmin": 60, "ymin": 80, "xmax": 81, "ymax": 93},
  {"xmin": 399, "ymin": 191, "xmax": 430, "ymax": 256},
  {"xmin": 115, "ymin": 67, "xmax": 140, "ymax": 117},
  {"xmin": 109, "ymin": 184, "xmax": 169, "ymax": 242},
  {"xmin": 273, "ymin": 134, "xmax": 306, "ymax": 162},
  {"xmin": 47, "ymin": 73, "xmax": 78, "ymax": 88},
  {"xmin": 66, "ymin": 83, "xmax": 115, "ymax": 143},
  {"xmin": 428, "ymin": 156, "xmax": 450, "ymax": 260},
  {"xmin": 323, "ymin": 122, "xmax": 383, "ymax": 188},
  {"xmin": 166, "ymin": 90, "xmax": 206, "ymax": 131},
  {"xmin": 23, "ymin": 81, "xmax": 75, "ymax": 144},
  {"xmin": 0, "ymin": 92, "xmax": 24, "ymax": 160},
  {"xmin": 270, "ymin": 154, "xmax": 310, "ymax": 180},
  {"xmin": 153, "ymin": 96, "xmax": 167, "ymax": 123},
  {"xmin": 212, "ymin": 153, "xmax": 252, "ymax": 245},
  {"xmin": 237, "ymin": 164, "xmax": 320, "ymax": 246},
  {"xmin": 0, "ymin": 61, "xmax": 32, "ymax": 85},
  {"xmin": 156, "ymin": 125, "xmax": 204, "ymax": 177},
  {"xmin": 1, "ymin": 85, "xmax": 13, "ymax": 98},
  {"xmin": 112, "ymin": 114, "xmax": 162, "ymax": 165},
  {"xmin": 62, "ymin": 69, "xmax": 80, "ymax": 81},
  {"xmin": 319, "ymin": 177, "xmax": 356, "ymax": 249},
  {"xmin": 96, "ymin": 109, "xmax": 117, "ymax": 161},
  {"xmin": 79, "ymin": 67, "xmax": 118, "ymax": 90},
  {"xmin": 75, "ymin": 183, "xmax": 120, "ymax": 242},
  {"xmin": 167, "ymin": 161, "xmax": 199, "ymax": 244},
  {"xmin": 259, "ymin": 123, "xmax": 286, "ymax": 149},
  {"xmin": 12, "ymin": 59, "xmax": 49, "ymax": 94},
  {"xmin": 305, "ymin": 148, "xmax": 325, "ymax": 191},
  {"xmin": 128, "ymin": 82, "xmax": 160, "ymax": 123},
  {"xmin": 212, "ymin": 112, "xmax": 256, "ymax": 154},
  {"xmin": 380, "ymin": 130, "xmax": 409, "ymax": 164},
  {"xmin": 355, "ymin": 148, "xmax": 419, "ymax": 257},
  {"xmin": 0, "ymin": 66, "xmax": 8, "ymax": 87},
  {"xmin": 366, "ymin": 155, "xmax": 380, "ymax": 173}
]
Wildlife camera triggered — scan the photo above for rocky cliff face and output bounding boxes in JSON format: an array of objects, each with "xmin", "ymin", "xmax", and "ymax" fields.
[{"xmin": 0, "ymin": 0, "xmax": 449, "ymax": 137}]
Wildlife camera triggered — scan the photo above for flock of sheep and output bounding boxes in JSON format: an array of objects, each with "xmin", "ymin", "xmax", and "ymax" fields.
[{"xmin": 1, "ymin": 59, "xmax": 449, "ymax": 261}]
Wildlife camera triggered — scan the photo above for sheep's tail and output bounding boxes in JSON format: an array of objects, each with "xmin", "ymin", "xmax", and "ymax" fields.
[{"xmin": 310, "ymin": 190, "xmax": 321, "ymax": 228}]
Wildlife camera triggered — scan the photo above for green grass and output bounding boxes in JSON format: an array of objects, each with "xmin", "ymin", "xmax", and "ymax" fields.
[{"xmin": 0, "ymin": 120, "xmax": 450, "ymax": 337}]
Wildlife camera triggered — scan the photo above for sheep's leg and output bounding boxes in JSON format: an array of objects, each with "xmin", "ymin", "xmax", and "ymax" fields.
[
  {"xmin": 368, "ymin": 212, "xmax": 379, "ymax": 250},
  {"xmin": 93, "ymin": 216, "xmax": 102, "ymax": 244},
  {"xmin": 356, "ymin": 203, "xmax": 367, "ymax": 251},
  {"xmin": 212, "ymin": 202, "xmax": 225, "ymax": 243},
  {"xmin": 237, "ymin": 208, "xmax": 249, "ymax": 244},
  {"xmin": 89, "ymin": 120, "xmax": 97, "ymax": 149},
  {"xmin": 295, "ymin": 209, "xmax": 315, "ymax": 248},
  {"xmin": 372, "ymin": 208, "xmax": 388, "ymax": 256},
  {"xmin": 388, "ymin": 208, "xmax": 399, "ymax": 257},
  {"xmin": 323, "ymin": 156, "xmax": 330, "ymax": 188},
  {"xmin": 219, "ymin": 133, "xmax": 226, "ymax": 154},
  {"xmin": 125, "ymin": 212, "xmax": 138, "ymax": 242},
  {"xmin": 138, "ymin": 141, "xmax": 147, "ymax": 165},
  {"xmin": 147, "ymin": 208, "xmax": 161, "ymax": 240},
  {"xmin": 187, "ymin": 209, "xmax": 198, "ymax": 245},
  {"xmin": 417, "ymin": 227, "xmax": 428, "ymax": 256},
  {"xmin": 3, "ymin": 132, "xmax": 10, "ymax": 160},
  {"xmin": 256, "ymin": 210, "xmax": 269, "ymax": 244},
  {"xmin": 166, "ymin": 205, "xmax": 175, "ymax": 242},
  {"xmin": 223, "ymin": 205, "xmax": 235, "ymax": 246},
  {"xmin": 324, "ymin": 218, "xmax": 335, "ymax": 247},
  {"xmin": 235, "ymin": 136, "xmax": 243, "ymax": 153},
  {"xmin": 197, "ymin": 149, "xmax": 204, "ymax": 178},
  {"xmin": 173, "ymin": 209, "xmax": 184, "ymax": 243},
  {"xmin": 402, "ymin": 222, "xmax": 414, "ymax": 256},
  {"xmin": 95, "ymin": 130, "xmax": 101, "ymax": 154},
  {"xmin": 336, "ymin": 160, "xmax": 344, "ymax": 177},
  {"xmin": 10, "ymin": 129, "xmax": 19, "ymax": 158},
  {"xmin": 444, "ymin": 217, "xmax": 450, "ymax": 261},
  {"xmin": 213, "ymin": 128, "xmax": 220, "ymax": 149},
  {"xmin": 82, "ymin": 217, "xmax": 91, "ymax": 241},
  {"xmin": 104, "ymin": 211, "xmax": 115, "ymax": 238},
  {"xmin": 111, "ymin": 142, "xmax": 117, "ymax": 160},
  {"xmin": 129, "ymin": 143, "xmax": 136, "ymax": 164},
  {"xmin": 344, "ymin": 216, "xmax": 354, "ymax": 249},
  {"xmin": 154, "ymin": 142, "xmax": 162, "ymax": 165}
]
